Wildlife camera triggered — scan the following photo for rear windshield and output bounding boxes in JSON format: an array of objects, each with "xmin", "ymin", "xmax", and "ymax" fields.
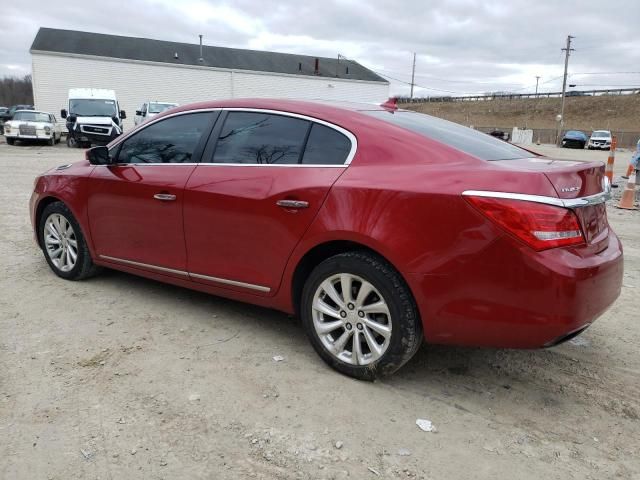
[{"xmin": 362, "ymin": 110, "xmax": 531, "ymax": 161}]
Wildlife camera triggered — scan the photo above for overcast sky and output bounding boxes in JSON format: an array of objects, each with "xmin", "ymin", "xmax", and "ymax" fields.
[{"xmin": 2, "ymin": 0, "xmax": 640, "ymax": 97}]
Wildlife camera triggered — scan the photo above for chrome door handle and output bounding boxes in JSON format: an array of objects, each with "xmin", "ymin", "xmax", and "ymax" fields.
[
  {"xmin": 154, "ymin": 193, "xmax": 176, "ymax": 201},
  {"xmin": 276, "ymin": 199, "xmax": 309, "ymax": 209}
]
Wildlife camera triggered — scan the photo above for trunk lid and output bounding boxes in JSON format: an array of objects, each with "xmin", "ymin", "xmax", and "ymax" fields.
[{"xmin": 493, "ymin": 157, "xmax": 609, "ymax": 246}]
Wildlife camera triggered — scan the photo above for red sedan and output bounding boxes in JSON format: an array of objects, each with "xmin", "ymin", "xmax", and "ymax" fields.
[{"xmin": 30, "ymin": 99, "xmax": 623, "ymax": 380}]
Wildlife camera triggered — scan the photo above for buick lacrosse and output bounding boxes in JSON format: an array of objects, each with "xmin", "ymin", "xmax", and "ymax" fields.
[{"xmin": 30, "ymin": 99, "xmax": 623, "ymax": 379}]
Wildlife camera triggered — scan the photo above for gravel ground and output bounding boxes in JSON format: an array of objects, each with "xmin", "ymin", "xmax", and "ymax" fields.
[{"xmin": 1, "ymin": 139, "xmax": 639, "ymax": 479}]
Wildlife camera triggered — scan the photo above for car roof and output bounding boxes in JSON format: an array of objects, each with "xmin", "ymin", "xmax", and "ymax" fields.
[{"xmin": 14, "ymin": 110, "xmax": 52, "ymax": 116}]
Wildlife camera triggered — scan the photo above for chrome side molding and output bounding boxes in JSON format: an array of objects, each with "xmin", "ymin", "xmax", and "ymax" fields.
[
  {"xmin": 98, "ymin": 255, "xmax": 270, "ymax": 293},
  {"xmin": 461, "ymin": 188, "xmax": 611, "ymax": 209}
]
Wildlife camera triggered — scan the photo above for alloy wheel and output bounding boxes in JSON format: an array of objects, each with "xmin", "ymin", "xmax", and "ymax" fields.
[
  {"xmin": 312, "ymin": 273, "xmax": 392, "ymax": 365},
  {"xmin": 44, "ymin": 213, "xmax": 78, "ymax": 272}
]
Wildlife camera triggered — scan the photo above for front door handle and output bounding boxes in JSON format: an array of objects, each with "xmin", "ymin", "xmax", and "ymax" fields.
[
  {"xmin": 276, "ymin": 199, "xmax": 309, "ymax": 209},
  {"xmin": 154, "ymin": 193, "xmax": 177, "ymax": 201}
]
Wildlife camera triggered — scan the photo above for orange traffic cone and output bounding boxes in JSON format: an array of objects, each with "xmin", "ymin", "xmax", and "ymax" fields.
[
  {"xmin": 605, "ymin": 137, "xmax": 618, "ymax": 185},
  {"xmin": 622, "ymin": 163, "xmax": 634, "ymax": 179},
  {"xmin": 617, "ymin": 170, "xmax": 638, "ymax": 210}
]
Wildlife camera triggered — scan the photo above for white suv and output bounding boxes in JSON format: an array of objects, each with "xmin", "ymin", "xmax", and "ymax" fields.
[{"xmin": 587, "ymin": 130, "xmax": 612, "ymax": 150}]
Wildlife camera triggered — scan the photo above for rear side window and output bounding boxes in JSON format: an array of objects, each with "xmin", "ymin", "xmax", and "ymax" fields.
[
  {"xmin": 117, "ymin": 112, "xmax": 214, "ymax": 164},
  {"xmin": 362, "ymin": 110, "xmax": 531, "ymax": 161},
  {"xmin": 302, "ymin": 124, "xmax": 351, "ymax": 165},
  {"xmin": 211, "ymin": 112, "xmax": 309, "ymax": 164}
]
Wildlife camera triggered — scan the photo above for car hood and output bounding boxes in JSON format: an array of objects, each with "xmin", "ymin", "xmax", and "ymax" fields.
[{"xmin": 74, "ymin": 116, "xmax": 115, "ymax": 125}]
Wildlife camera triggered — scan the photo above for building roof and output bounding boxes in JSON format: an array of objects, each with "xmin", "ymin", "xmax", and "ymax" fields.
[{"xmin": 31, "ymin": 27, "xmax": 388, "ymax": 84}]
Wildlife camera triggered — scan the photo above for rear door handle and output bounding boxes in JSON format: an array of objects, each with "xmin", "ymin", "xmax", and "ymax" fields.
[
  {"xmin": 276, "ymin": 199, "xmax": 309, "ymax": 209},
  {"xmin": 154, "ymin": 193, "xmax": 177, "ymax": 201}
]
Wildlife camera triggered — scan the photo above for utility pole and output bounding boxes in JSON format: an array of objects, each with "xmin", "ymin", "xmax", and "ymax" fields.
[
  {"xmin": 535, "ymin": 76, "xmax": 541, "ymax": 96},
  {"xmin": 410, "ymin": 52, "xmax": 416, "ymax": 101},
  {"xmin": 556, "ymin": 35, "xmax": 574, "ymax": 145}
]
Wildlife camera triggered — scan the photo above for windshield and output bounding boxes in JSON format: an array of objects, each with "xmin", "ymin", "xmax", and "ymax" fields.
[
  {"xmin": 362, "ymin": 110, "xmax": 531, "ymax": 161},
  {"xmin": 148, "ymin": 102, "xmax": 176, "ymax": 114},
  {"xmin": 13, "ymin": 112, "xmax": 50, "ymax": 122},
  {"xmin": 592, "ymin": 131, "xmax": 610, "ymax": 138},
  {"xmin": 69, "ymin": 99, "xmax": 117, "ymax": 117}
]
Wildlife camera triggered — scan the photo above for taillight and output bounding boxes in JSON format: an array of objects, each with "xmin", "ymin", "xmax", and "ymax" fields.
[{"xmin": 464, "ymin": 196, "xmax": 585, "ymax": 251}]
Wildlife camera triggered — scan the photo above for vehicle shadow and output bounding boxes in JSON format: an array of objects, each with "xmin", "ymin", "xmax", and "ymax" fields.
[{"xmin": 91, "ymin": 269, "xmax": 637, "ymax": 421}]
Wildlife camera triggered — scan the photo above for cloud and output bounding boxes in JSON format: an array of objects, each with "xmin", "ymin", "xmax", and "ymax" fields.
[{"xmin": 1, "ymin": 0, "xmax": 639, "ymax": 96}]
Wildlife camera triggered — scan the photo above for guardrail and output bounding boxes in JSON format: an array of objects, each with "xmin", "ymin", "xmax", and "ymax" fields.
[{"xmin": 399, "ymin": 88, "xmax": 640, "ymax": 103}]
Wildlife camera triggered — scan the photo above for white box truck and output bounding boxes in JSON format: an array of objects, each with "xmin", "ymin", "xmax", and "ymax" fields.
[{"xmin": 61, "ymin": 88, "xmax": 126, "ymax": 148}]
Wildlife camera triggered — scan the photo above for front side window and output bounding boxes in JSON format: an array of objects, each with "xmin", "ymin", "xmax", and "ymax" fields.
[
  {"xmin": 210, "ymin": 112, "xmax": 309, "ymax": 164},
  {"xmin": 302, "ymin": 124, "xmax": 352, "ymax": 165},
  {"xmin": 149, "ymin": 102, "xmax": 176, "ymax": 114},
  {"xmin": 117, "ymin": 112, "xmax": 214, "ymax": 164}
]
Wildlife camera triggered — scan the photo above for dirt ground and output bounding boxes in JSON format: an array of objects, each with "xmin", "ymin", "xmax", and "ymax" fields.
[{"xmin": 1, "ymin": 139, "xmax": 639, "ymax": 480}]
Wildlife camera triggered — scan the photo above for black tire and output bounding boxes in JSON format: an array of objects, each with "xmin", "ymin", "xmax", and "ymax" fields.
[
  {"xmin": 48, "ymin": 135, "xmax": 55, "ymax": 146},
  {"xmin": 38, "ymin": 201, "xmax": 102, "ymax": 281},
  {"xmin": 6, "ymin": 137, "xmax": 15, "ymax": 146},
  {"xmin": 66, "ymin": 135, "xmax": 78, "ymax": 148},
  {"xmin": 301, "ymin": 251, "xmax": 422, "ymax": 381}
]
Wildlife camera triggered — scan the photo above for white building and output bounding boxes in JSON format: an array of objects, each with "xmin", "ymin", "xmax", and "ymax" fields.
[{"xmin": 30, "ymin": 28, "xmax": 389, "ymax": 130}]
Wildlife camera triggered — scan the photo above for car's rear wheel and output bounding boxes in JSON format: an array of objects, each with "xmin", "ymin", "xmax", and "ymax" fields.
[
  {"xmin": 301, "ymin": 251, "xmax": 422, "ymax": 380},
  {"xmin": 39, "ymin": 202, "xmax": 101, "ymax": 280}
]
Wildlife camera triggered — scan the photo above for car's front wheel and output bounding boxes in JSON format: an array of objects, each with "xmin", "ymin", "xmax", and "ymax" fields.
[
  {"xmin": 301, "ymin": 251, "xmax": 422, "ymax": 380},
  {"xmin": 6, "ymin": 138, "xmax": 15, "ymax": 146},
  {"xmin": 38, "ymin": 202, "xmax": 101, "ymax": 280}
]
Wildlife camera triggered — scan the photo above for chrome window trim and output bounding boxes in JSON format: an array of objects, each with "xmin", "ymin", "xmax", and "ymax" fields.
[
  {"xmin": 106, "ymin": 107, "xmax": 357, "ymax": 168},
  {"xmin": 98, "ymin": 255, "xmax": 270, "ymax": 293},
  {"xmin": 461, "ymin": 188, "xmax": 611, "ymax": 209},
  {"xmin": 218, "ymin": 108, "xmax": 357, "ymax": 166}
]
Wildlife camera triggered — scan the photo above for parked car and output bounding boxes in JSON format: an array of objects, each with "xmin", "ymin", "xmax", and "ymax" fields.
[
  {"xmin": 1, "ymin": 104, "xmax": 35, "ymax": 122},
  {"xmin": 0, "ymin": 107, "xmax": 8, "ymax": 135},
  {"xmin": 561, "ymin": 130, "xmax": 588, "ymax": 149},
  {"xmin": 488, "ymin": 129, "xmax": 510, "ymax": 141},
  {"xmin": 3, "ymin": 110, "xmax": 62, "ymax": 146},
  {"xmin": 29, "ymin": 99, "xmax": 623, "ymax": 380},
  {"xmin": 61, "ymin": 88, "xmax": 125, "ymax": 148},
  {"xmin": 134, "ymin": 101, "xmax": 178, "ymax": 126},
  {"xmin": 587, "ymin": 130, "xmax": 612, "ymax": 150}
]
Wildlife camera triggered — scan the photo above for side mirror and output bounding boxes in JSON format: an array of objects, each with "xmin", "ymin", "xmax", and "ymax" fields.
[
  {"xmin": 61, "ymin": 109, "xmax": 67, "ymax": 119},
  {"xmin": 120, "ymin": 110, "xmax": 127, "ymax": 119},
  {"xmin": 86, "ymin": 146, "xmax": 112, "ymax": 165},
  {"xmin": 135, "ymin": 110, "xmax": 142, "ymax": 116}
]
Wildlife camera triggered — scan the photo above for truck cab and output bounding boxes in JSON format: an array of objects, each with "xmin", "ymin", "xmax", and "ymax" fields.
[
  {"xmin": 61, "ymin": 88, "xmax": 126, "ymax": 148},
  {"xmin": 134, "ymin": 101, "xmax": 178, "ymax": 126}
]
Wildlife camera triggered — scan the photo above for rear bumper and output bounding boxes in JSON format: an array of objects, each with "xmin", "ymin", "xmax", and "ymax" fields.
[{"xmin": 408, "ymin": 231, "xmax": 623, "ymax": 349}]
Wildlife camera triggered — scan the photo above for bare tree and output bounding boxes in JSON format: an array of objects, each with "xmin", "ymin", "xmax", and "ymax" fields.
[{"xmin": 0, "ymin": 75, "xmax": 34, "ymax": 106}]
